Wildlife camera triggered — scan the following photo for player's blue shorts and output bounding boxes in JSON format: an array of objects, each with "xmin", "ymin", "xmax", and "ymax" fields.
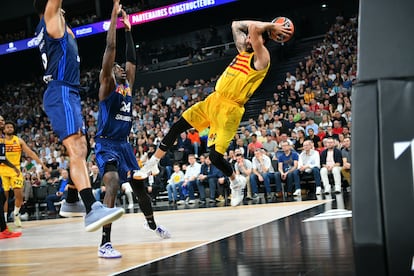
[
  {"xmin": 43, "ymin": 82, "xmax": 86, "ymax": 141},
  {"xmin": 94, "ymin": 137, "xmax": 139, "ymax": 184}
]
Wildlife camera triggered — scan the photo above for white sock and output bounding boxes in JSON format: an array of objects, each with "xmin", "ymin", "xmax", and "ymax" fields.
[
  {"xmin": 151, "ymin": 156, "xmax": 160, "ymax": 163},
  {"xmin": 121, "ymin": 183, "xmax": 134, "ymax": 205},
  {"xmin": 4, "ymin": 212, "xmax": 7, "ymax": 221},
  {"xmin": 125, "ymin": 191, "xmax": 134, "ymax": 206},
  {"xmin": 14, "ymin": 206, "xmax": 21, "ymax": 216}
]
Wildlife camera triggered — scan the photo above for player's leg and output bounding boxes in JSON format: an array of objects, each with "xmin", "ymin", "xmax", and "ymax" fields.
[
  {"xmin": 131, "ymin": 178, "xmax": 170, "ymax": 239},
  {"xmin": 134, "ymin": 117, "xmax": 193, "ymax": 179},
  {"xmin": 0, "ymin": 186, "xmax": 21, "ymax": 239},
  {"xmin": 45, "ymin": 88, "xmax": 124, "ymax": 232},
  {"xmin": 97, "ymin": 161, "xmax": 122, "ymax": 259}
]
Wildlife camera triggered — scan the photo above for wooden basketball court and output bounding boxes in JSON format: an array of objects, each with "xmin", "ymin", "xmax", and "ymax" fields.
[
  {"xmin": 0, "ymin": 195, "xmax": 353, "ymax": 275},
  {"xmin": 1, "ymin": 194, "xmax": 354, "ymax": 275}
]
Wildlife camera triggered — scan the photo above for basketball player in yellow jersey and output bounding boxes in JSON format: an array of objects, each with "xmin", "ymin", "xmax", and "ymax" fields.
[
  {"xmin": 0, "ymin": 121, "xmax": 48, "ymax": 227},
  {"xmin": 136, "ymin": 20, "xmax": 292, "ymax": 206}
]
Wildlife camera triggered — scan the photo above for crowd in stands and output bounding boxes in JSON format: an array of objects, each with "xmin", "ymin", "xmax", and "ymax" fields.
[{"xmin": 1, "ymin": 15, "xmax": 356, "ymax": 219}]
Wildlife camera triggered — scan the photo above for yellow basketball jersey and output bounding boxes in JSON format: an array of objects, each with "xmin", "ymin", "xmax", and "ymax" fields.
[
  {"xmin": 0, "ymin": 135, "xmax": 21, "ymax": 176},
  {"xmin": 214, "ymin": 52, "xmax": 270, "ymax": 106}
]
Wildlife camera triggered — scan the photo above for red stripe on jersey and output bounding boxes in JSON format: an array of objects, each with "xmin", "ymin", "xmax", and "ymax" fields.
[
  {"xmin": 229, "ymin": 65, "xmax": 249, "ymax": 75},
  {"xmin": 229, "ymin": 54, "xmax": 250, "ymax": 74}
]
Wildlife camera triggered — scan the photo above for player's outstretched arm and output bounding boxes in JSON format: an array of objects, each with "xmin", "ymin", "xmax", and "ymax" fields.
[
  {"xmin": 99, "ymin": 0, "xmax": 122, "ymax": 101},
  {"xmin": 121, "ymin": 10, "xmax": 136, "ymax": 90},
  {"xmin": 44, "ymin": 0, "xmax": 65, "ymax": 39}
]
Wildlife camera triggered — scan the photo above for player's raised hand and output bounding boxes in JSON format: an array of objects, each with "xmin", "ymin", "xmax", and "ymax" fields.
[{"xmin": 120, "ymin": 9, "xmax": 131, "ymax": 31}]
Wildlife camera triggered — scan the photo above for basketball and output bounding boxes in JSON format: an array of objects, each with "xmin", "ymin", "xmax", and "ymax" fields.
[{"xmin": 270, "ymin": 17, "xmax": 294, "ymax": 43}]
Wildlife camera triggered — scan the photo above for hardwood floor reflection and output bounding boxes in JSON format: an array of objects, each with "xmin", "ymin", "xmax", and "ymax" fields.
[
  {"xmin": 1, "ymin": 192, "xmax": 353, "ymax": 276},
  {"xmin": 118, "ymin": 192, "xmax": 354, "ymax": 275}
]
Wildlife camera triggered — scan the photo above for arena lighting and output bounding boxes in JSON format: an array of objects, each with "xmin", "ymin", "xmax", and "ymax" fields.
[{"xmin": 0, "ymin": 0, "xmax": 237, "ymax": 56}]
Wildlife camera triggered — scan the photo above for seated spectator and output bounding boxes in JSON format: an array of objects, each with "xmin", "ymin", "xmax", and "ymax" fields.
[
  {"xmin": 332, "ymin": 120, "xmax": 343, "ymax": 135},
  {"xmin": 197, "ymin": 154, "xmax": 222, "ymax": 204},
  {"xmin": 319, "ymin": 114, "xmax": 332, "ymax": 131},
  {"xmin": 174, "ymin": 132, "xmax": 192, "ymax": 164},
  {"xmin": 294, "ymin": 129, "xmax": 306, "ymax": 153},
  {"xmin": 234, "ymin": 138, "xmax": 248, "ymax": 158},
  {"xmin": 325, "ymin": 125, "xmax": 339, "ymax": 140},
  {"xmin": 47, "ymin": 156, "xmax": 61, "ymax": 178},
  {"xmin": 320, "ymin": 137, "xmax": 343, "ymax": 194},
  {"xmin": 297, "ymin": 140, "xmax": 322, "ymax": 195},
  {"xmin": 306, "ymin": 128, "xmax": 321, "ymax": 149},
  {"xmin": 181, "ymin": 154, "xmax": 201, "ymax": 204},
  {"xmin": 90, "ymin": 164, "xmax": 102, "ymax": 202},
  {"xmin": 341, "ymin": 137, "xmax": 351, "ymax": 186},
  {"xmin": 250, "ymin": 148, "xmax": 281, "ymax": 200},
  {"xmin": 166, "ymin": 163, "xmax": 184, "ymax": 205},
  {"xmin": 247, "ymin": 133, "xmax": 263, "ymax": 158},
  {"xmin": 187, "ymin": 128, "xmax": 201, "ymax": 158},
  {"xmin": 262, "ymin": 133, "xmax": 278, "ymax": 158},
  {"xmin": 277, "ymin": 141, "xmax": 301, "ymax": 197},
  {"xmin": 45, "ymin": 169, "xmax": 70, "ymax": 215},
  {"xmin": 277, "ymin": 132, "xmax": 294, "ymax": 150},
  {"xmin": 305, "ymin": 117, "xmax": 319, "ymax": 136},
  {"xmin": 43, "ymin": 170, "xmax": 59, "ymax": 186},
  {"xmin": 234, "ymin": 151, "xmax": 253, "ymax": 200}
]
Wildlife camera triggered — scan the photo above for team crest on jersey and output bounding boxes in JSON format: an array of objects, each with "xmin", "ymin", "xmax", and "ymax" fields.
[
  {"xmin": 116, "ymin": 85, "xmax": 130, "ymax": 97},
  {"xmin": 208, "ymin": 133, "xmax": 217, "ymax": 143}
]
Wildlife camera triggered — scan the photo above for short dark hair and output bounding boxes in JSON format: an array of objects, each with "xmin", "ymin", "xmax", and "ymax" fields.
[
  {"xmin": 4, "ymin": 121, "xmax": 16, "ymax": 129},
  {"xmin": 33, "ymin": 0, "xmax": 48, "ymax": 14}
]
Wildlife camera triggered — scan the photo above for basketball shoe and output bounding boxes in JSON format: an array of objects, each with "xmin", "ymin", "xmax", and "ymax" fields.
[
  {"xmin": 0, "ymin": 228, "xmax": 22, "ymax": 239},
  {"xmin": 98, "ymin": 242, "xmax": 122, "ymax": 258},
  {"xmin": 84, "ymin": 202, "xmax": 124, "ymax": 232},
  {"xmin": 59, "ymin": 200, "xmax": 86, "ymax": 217},
  {"xmin": 143, "ymin": 222, "xmax": 171, "ymax": 239}
]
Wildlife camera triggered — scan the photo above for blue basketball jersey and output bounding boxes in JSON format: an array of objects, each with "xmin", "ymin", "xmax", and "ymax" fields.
[
  {"xmin": 96, "ymin": 84, "xmax": 133, "ymax": 140},
  {"xmin": 35, "ymin": 18, "xmax": 80, "ymax": 87}
]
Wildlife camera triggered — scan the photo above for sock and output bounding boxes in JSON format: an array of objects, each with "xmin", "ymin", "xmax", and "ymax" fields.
[
  {"xmin": 125, "ymin": 190, "xmax": 133, "ymax": 206},
  {"xmin": 150, "ymin": 155, "xmax": 160, "ymax": 163},
  {"xmin": 4, "ymin": 213, "xmax": 7, "ymax": 222},
  {"xmin": 101, "ymin": 226, "xmax": 112, "ymax": 246},
  {"xmin": 66, "ymin": 187, "xmax": 79, "ymax": 203},
  {"xmin": 14, "ymin": 206, "xmax": 21, "ymax": 216},
  {"xmin": 79, "ymin": 188, "xmax": 96, "ymax": 213},
  {"xmin": 146, "ymin": 216, "xmax": 156, "ymax": 230}
]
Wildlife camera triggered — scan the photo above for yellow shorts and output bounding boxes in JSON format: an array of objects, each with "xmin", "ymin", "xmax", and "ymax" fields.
[
  {"xmin": 182, "ymin": 92, "xmax": 244, "ymax": 154},
  {"xmin": 1, "ymin": 174, "xmax": 24, "ymax": 190}
]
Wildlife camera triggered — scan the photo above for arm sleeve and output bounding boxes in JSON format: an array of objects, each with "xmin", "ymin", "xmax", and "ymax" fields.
[{"xmin": 125, "ymin": 31, "xmax": 136, "ymax": 64}]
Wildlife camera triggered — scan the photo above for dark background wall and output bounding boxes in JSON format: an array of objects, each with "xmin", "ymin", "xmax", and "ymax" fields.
[{"xmin": 0, "ymin": 0, "xmax": 359, "ymax": 85}]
